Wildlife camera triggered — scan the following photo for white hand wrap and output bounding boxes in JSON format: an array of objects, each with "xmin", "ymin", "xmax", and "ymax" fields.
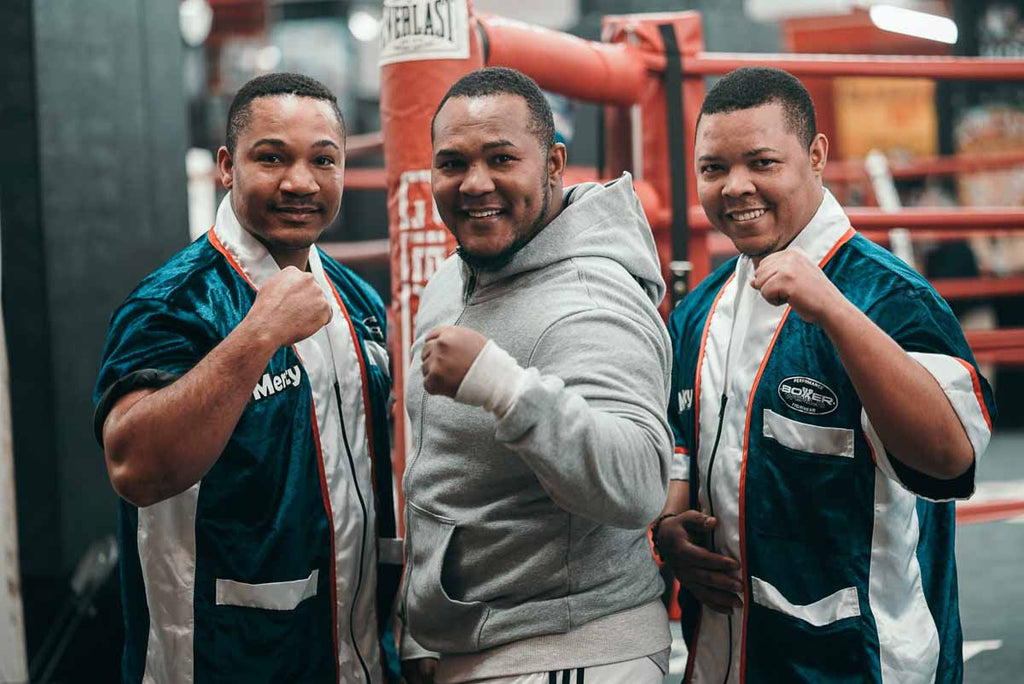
[{"xmin": 454, "ymin": 339, "xmax": 528, "ymax": 417}]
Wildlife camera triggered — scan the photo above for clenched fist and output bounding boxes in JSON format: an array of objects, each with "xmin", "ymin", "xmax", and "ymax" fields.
[
  {"xmin": 246, "ymin": 267, "xmax": 332, "ymax": 348},
  {"xmin": 751, "ymin": 248, "xmax": 844, "ymax": 325},
  {"xmin": 421, "ymin": 326, "xmax": 488, "ymax": 397}
]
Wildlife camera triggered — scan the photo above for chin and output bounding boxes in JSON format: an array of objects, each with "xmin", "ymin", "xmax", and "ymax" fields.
[
  {"xmin": 457, "ymin": 243, "xmax": 519, "ymax": 272},
  {"xmin": 739, "ymin": 237, "xmax": 782, "ymax": 260},
  {"xmin": 264, "ymin": 232, "xmax": 321, "ymax": 252}
]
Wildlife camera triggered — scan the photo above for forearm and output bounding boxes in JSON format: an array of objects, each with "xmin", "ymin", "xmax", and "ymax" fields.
[
  {"xmin": 820, "ymin": 298, "xmax": 974, "ymax": 478},
  {"xmin": 661, "ymin": 480, "xmax": 690, "ymax": 516},
  {"xmin": 104, "ymin": 318, "xmax": 279, "ymax": 506}
]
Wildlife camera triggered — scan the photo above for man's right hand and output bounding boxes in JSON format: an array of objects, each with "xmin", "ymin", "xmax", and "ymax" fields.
[
  {"xmin": 656, "ymin": 511, "xmax": 743, "ymax": 614},
  {"xmin": 246, "ymin": 266, "xmax": 333, "ymax": 347},
  {"xmin": 402, "ymin": 657, "xmax": 437, "ymax": 684}
]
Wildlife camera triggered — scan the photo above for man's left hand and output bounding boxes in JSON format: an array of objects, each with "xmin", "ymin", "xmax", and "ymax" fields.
[
  {"xmin": 421, "ymin": 326, "xmax": 489, "ymax": 397},
  {"xmin": 751, "ymin": 248, "xmax": 844, "ymax": 325}
]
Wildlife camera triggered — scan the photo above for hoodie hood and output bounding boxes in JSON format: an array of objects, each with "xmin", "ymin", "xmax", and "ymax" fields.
[{"xmin": 465, "ymin": 172, "xmax": 666, "ymax": 307}]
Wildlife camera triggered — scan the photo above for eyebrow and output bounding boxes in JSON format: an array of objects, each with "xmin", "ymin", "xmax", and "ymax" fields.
[
  {"xmin": 697, "ymin": 147, "xmax": 781, "ymax": 162},
  {"xmin": 434, "ymin": 139, "xmax": 518, "ymax": 157},
  {"xmin": 482, "ymin": 139, "xmax": 516, "ymax": 150},
  {"xmin": 250, "ymin": 138, "xmax": 340, "ymax": 151}
]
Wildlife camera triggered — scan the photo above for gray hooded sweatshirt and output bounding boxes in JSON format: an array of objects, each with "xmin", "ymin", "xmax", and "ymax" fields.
[{"xmin": 403, "ymin": 173, "xmax": 673, "ymax": 680}]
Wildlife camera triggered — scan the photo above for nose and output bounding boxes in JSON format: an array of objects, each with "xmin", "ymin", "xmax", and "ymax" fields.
[
  {"xmin": 280, "ymin": 161, "xmax": 319, "ymax": 196},
  {"xmin": 459, "ymin": 161, "xmax": 495, "ymax": 196},
  {"xmin": 722, "ymin": 167, "xmax": 755, "ymax": 198}
]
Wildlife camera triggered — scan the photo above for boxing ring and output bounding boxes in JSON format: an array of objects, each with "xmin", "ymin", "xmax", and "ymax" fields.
[{"xmin": 319, "ymin": 7, "xmax": 1024, "ymax": 531}]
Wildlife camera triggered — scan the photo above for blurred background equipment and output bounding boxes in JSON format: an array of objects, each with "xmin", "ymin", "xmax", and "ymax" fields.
[{"xmin": 27, "ymin": 537, "xmax": 118, "ymax": 684}]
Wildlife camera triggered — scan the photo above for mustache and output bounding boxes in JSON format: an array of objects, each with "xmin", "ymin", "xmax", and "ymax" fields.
[{"xmin": 271, "ymin": 202, "xmax": 323, "ymax": 211}]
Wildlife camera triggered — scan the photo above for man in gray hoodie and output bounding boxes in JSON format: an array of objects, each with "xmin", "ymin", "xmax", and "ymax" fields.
[{"xmin": 400, "ymin": 67, "xmax": 673, "ymax": 684}]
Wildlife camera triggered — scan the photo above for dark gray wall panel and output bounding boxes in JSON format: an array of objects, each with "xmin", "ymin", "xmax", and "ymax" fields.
[
  {"xmin": 35, "ymin": 0, "xmax": 190, "ymax": 570},
  {"xmin": 4, "ymin": 0, "xmax": 189, "ymax": 575},
  {"xmin": 0, "ymin": 0, "xmax": 62, "ymax": 576}
]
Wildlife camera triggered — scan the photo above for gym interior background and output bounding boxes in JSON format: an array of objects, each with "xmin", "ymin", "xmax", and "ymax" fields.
[{"xmin": 0, "ymin": 0, "xmax": 1021, "ymax": 681}]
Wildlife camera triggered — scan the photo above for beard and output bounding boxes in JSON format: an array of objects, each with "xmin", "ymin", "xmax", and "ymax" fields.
[
  {"xmin": 742, "ymin": 233, "xmax": 782, "ymax": 261},
  {"xmin": 456, "ymin": 181, "xmax": 552, "ymax": 273}
]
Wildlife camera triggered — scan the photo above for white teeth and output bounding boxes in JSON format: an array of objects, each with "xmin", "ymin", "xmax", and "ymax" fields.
[
  {"xmin": 467, "ymin": 209, "xmax": 502, "ymax": 218},
  {"xmin": 730, "ymin": 208, "xmax": 767, "ymax": 222}
]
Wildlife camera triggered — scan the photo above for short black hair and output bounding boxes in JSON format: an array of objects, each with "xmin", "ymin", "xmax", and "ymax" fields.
[
  {"xmin": 431, "ymin": 67, "xmax": 555, "ymax": 151},
  {"xmin": 225, "ymin": 72, "xmax": 346, "ymax": 156},
  {"xmin": 698, "ymin": 67, "xmax": 817, "ymax": 148}
]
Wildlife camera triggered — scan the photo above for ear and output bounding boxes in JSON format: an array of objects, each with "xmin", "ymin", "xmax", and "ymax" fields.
[
  {"xmin": 216, "ymin": 146, "xmax": 234, "ymax": 189},
  {"xmin": 548, "ymin": 142, "xmax": 567, "ymax": 185},
  {"xmin": 808, "ymin": 133, "xmax": 828, "ymax": 176}
]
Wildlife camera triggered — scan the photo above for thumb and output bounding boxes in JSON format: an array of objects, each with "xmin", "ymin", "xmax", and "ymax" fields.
[{"xmin": 682, "ymin": 512, "xmax": 716, "ymax": 532}]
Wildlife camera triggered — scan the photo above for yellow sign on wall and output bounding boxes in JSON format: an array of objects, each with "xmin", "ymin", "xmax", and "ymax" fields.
[{"xmin": 834, "ymin": 77, "xmax": 938, "ymax": 159}]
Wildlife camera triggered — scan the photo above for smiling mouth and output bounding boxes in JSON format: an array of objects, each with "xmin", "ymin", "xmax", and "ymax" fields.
[
  {"xmin": 463, "ymin": 208, "xmax": 504, "ymax": 219},
  {"xmin": 726, "ymin": 208, "xmax": 768, "ymax": 222}
]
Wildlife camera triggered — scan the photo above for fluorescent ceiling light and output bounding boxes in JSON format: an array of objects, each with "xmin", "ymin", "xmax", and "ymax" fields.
[
  {"xmin": 349, "ymin": 10, "xmax": 381, "ymax": 43},
  {"xmin": 869, "ymin": 4, "xmax": 958, "ymax": 44}
]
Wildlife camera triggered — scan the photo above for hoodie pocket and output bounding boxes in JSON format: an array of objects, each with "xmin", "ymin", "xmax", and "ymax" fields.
[{"xmin": 405, "ymin": 502, "xmax": 490, "ymax": 652}]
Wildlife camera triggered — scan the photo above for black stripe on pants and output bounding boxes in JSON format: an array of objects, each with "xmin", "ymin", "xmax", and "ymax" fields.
[{"xmin": 548, "ymin": 668, "xmax": 587, "ymax": 683}]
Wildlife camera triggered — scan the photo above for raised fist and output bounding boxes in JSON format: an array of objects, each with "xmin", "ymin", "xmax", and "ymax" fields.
[
  {"xmin": 751, "ymin": 248, "xmax": 843, "ymax": 325},
  {"xmin": 248, "ymin": 267, "xmax": 332, "ymax": 347},
  {"xmin": 421, "ymin": 326, "xmax": 488, "ymax": 398}
]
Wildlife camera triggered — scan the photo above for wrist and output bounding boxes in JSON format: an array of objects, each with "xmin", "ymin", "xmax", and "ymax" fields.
[
  {"xmin": 235, "ymin": 315, "xmax": 281, "ymax": 357},
  {"xmin": 650, "ymin": 513, "xmax": 679, "ymax": 559},
  {"xmin": 454, "ymin": 340, "xmax": 527, "ymax": 416},
  {"xmin": 815, "ymin": 289, "xmax": 857, "ymax": 335}
]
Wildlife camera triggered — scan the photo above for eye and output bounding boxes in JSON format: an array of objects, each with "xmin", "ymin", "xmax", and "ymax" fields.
[
  {"xmin": 436, "ymin": 159, "xmax": 465, "ymax": 170},
  {"xmin": 314, "ymin": 155, "xmax": 336, "ymax": 167},
  {"xmin": 257, "ymin": 153, "xmax": 282, "ymax": 164},
  {"xmin": 492, "ymin": 154, "xmax": 515, "ymax": 165},
  {"xmin": 753, "ymin": 158, "xmax": 778, "ymax": 168},
  {"xmin": 699, "ymin": 164, "xmax": 722, "ymax": 175}
]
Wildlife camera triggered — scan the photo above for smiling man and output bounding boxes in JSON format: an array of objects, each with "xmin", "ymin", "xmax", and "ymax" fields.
[
  {"xmin": 399, "ymin": 67, "xmax": 674, "ymax": 684},
  {"xmin": 93, "ymin": 73, "xmax": 398, "ymax": 683},
  {"xmin": 654, "ymin": 67, "xmax": 995, "ymax": 684}
]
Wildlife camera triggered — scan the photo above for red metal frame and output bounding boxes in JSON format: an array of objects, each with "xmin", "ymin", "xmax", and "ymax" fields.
[
  {"xmin": 475, "ymin": 14, "xmax": 648, "ymax": 106},
  {"xmin": 825, "ymin": 150, "xmax": 1024, "ymax": 183},
  {"xmin": 687, "ymin": 206, "xmax": 1024, "ymax": 231},
  {"xmin": 649, "ymin": 52, "xmax": 1024, "ymax": 80},
  {"xmin": 965, "ymin": 329, "xmax": 1024, "ymax": 366}
]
